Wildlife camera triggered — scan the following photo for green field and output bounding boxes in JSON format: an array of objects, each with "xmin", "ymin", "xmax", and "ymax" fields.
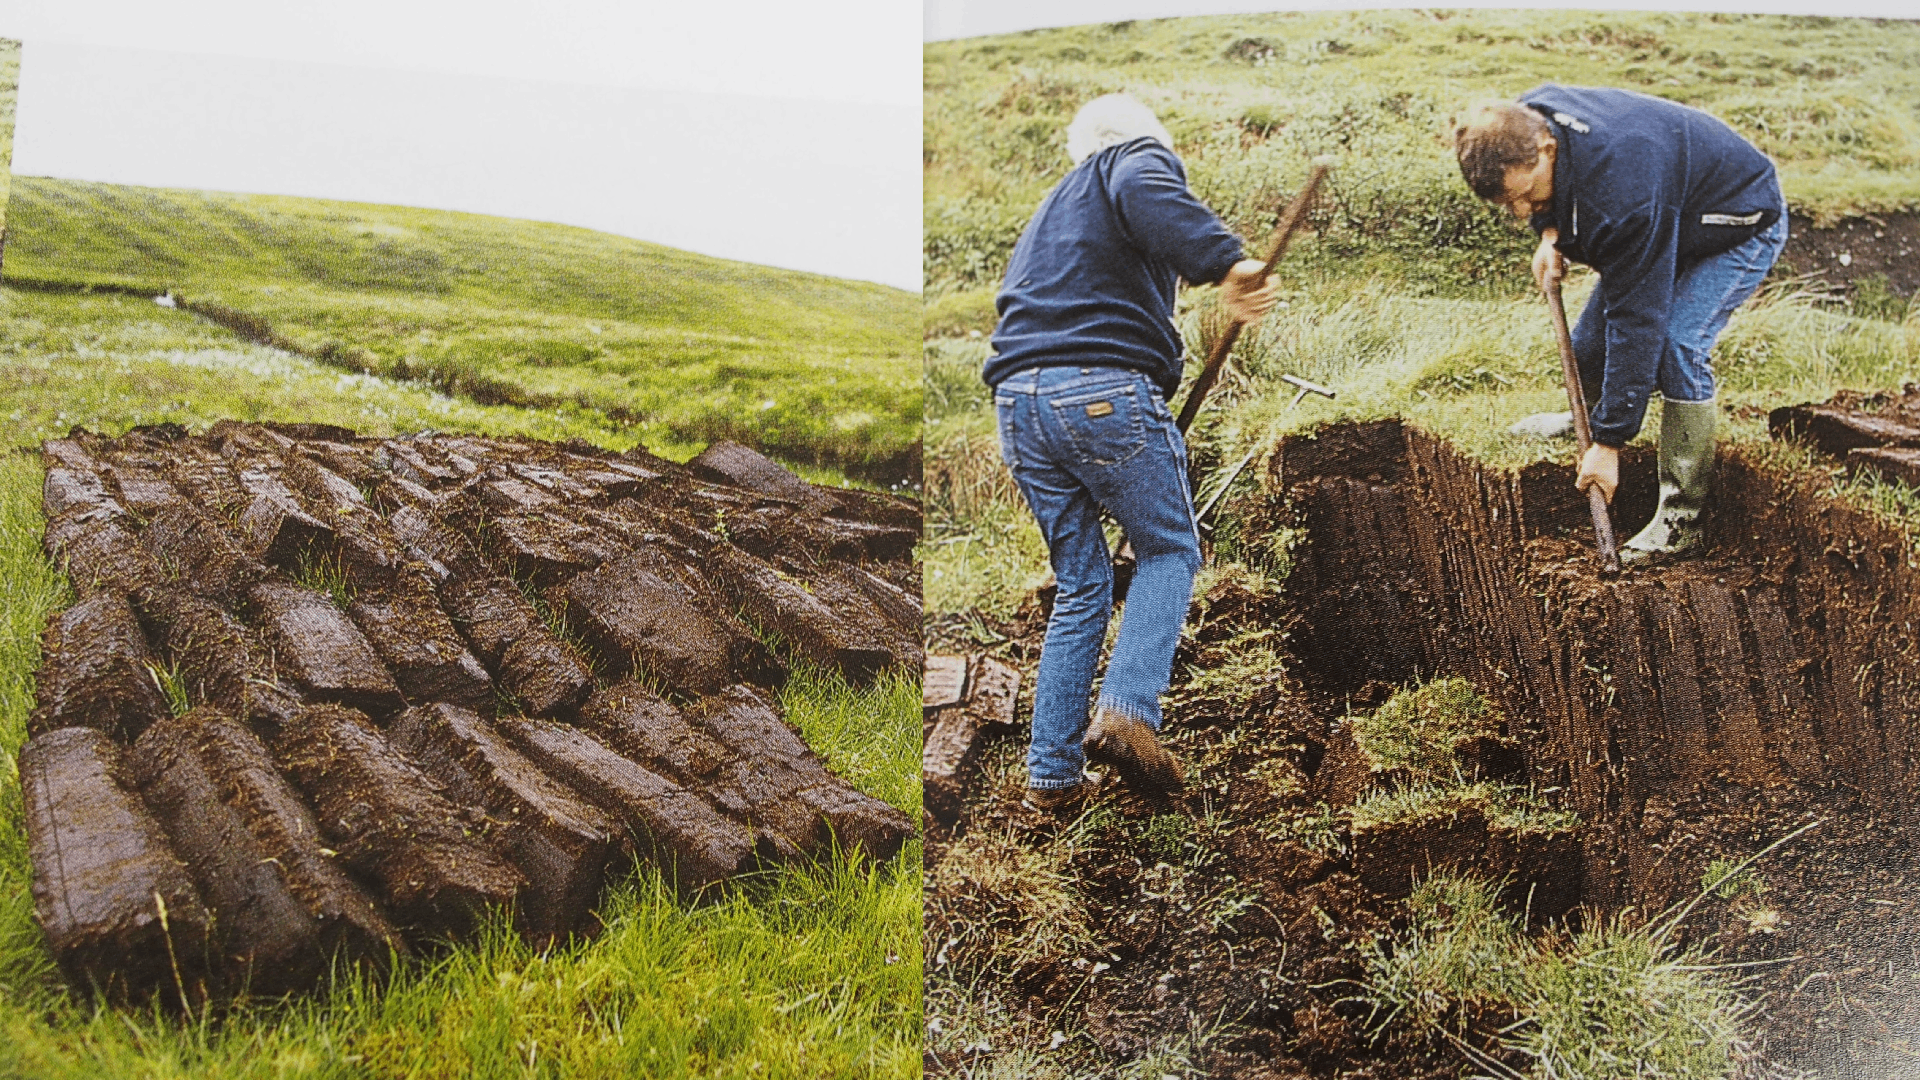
[
  {"xmin": 0, "ymin": 39, "xmax": 17, "ymax": 244},
  {"xmin": 925, "ymin": 11, "xmax": 1920, "ymax": 1074},
  {"xmin": 6, "ymin": 179, "xmax": 921, "ymax": 479},
  {"xmin": 0, "ymin": 187, "xmax": 922, "ymax": 1075}
]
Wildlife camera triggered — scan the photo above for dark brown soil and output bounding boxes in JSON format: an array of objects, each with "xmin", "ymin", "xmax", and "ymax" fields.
[
  {"xmin": 24, "ymin": 422, "xmax": 920, "ymax": 1000},
  {"xmin": 1779, "ymin": 210, "xmax": 1920, "ymax": 304},
  {"xmin": 928, "ymin": 408, "xmax": 1920, "ymax": 1077}
]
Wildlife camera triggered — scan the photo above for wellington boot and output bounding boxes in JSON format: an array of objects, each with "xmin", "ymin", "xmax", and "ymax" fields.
[
  {"xmin": 1622, "ymin": 397, "xmax": 1717, "ymax": 564},
  {"xmin": 1083, "ymin": 708, "xmax": 1185, "ymax": 795}
]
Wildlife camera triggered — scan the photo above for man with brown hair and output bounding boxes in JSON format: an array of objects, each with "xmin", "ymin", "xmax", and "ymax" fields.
[{"xmin": 1454, "ymin": 86, "xmax": 1786, "ymax": 561}]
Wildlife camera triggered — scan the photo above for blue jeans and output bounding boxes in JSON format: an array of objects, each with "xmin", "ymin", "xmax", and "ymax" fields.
[
  {"xmin": 994, "ymin": 365, "xmax": 1203, "ymax": 790},
  {"xmin": 1572, "ymin": 213, "xmax": 1789, "ymax": 410}
]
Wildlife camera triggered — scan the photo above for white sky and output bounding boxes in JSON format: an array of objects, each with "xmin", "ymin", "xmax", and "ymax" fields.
[
  {"xmin": 0, "ymin": 1, "xmax": 922, "ymax": 290},
  {"xmin": 927, "ymin": 0, "xmax": 1918, "ymax": 40}
]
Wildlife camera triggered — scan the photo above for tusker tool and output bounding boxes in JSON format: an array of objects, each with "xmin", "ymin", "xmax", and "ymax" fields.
[{"xmin": 1543, "ymin": 276, "xmax": 1621, "ymax": 574}]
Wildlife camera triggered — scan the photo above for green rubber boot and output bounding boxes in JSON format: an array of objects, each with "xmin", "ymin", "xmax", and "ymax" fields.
[{"xmin": 1622, "ymin": 397, "xmax": 1717, "ymax": 564}]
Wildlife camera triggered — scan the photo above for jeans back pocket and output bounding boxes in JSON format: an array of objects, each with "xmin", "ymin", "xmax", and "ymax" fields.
[{"xmin": 1049, "ymin": 382, "xmax": 1147, "ymax": 467}]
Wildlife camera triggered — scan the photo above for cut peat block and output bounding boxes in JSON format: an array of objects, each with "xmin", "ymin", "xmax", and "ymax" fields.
[
  {"xmin": 1848, "ymin": 445, "xmax": 1920, "ymax": 489},
  {"xmin": 694, "ymin": 686, "xmax": 916, "ymax": 861},
  {"xmin": 29, "ymin": 591, "xmax": 173, "ymax": 742},
  {"xmin": 247, "ymin": 580, "xmax": 405, "ymax": 717},
  {"xmin": 561, "ymin": 552, "xmax": 781, "ymax": 697},
  {"xmin": 346, "ymin": 587, "xmax": 494, "ymax": 712},
  {"xmin": 711, "ymin": 548, "xmax": 895, "ymax": 683},
  {"xmin": 1770, "ymin": 402, "xmax": 1920, "ymax": 458},
  {"xmin": 44, "ymin": 506, "xmax": 162, "ymax": 599},
  {"xmin": 389, "ymin": 704, "xmax": 617, "ymax": 945},
  {"xmin": 687, "ymin": 439, "xmax": 823, "ymax": 507},
  {"xmin": 496, "ymin": 716, "xmax": 757, "ymax": 899},
  {"xmin": 922, "ymin": 655, "xmax": 1022, "ymax": 826},
  {"xmin": 133, "ymin": 710, "xmax": 406, "ymax": 996},
  {"xmin": 138, "ymin": 587, "xmax": 303, "ymax": 730},
  {"xmin": 20, "ymin": 726, "xmax": 213, "ymax": 1006},
  {"xmin": 272, "ymin": 704, "xmax": 525, "ymax": 937}
]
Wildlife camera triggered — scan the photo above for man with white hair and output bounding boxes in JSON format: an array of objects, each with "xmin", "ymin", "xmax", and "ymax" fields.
[{"xmin": 985, "ymin": 93, "xmax": 1277, "ymax": 810}]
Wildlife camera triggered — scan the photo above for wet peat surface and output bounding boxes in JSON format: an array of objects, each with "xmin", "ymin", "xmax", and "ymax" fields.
[
  {"xmin": 926, "ymin": 407, "xmax": 1920, "ymax": 1078},
  {"xmin": 24, "ymin": 422, "xmax": 920, "ymax": 1003}
]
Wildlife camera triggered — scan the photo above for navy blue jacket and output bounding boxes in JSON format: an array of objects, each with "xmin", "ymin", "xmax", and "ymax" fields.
[
  {"xmin": 1522, "ymin": 84, "xmax": 1782, "ymax": 446},
  {"xmin": 985, "ymin": 138, "xmax": 1246, "ymax": 398}
]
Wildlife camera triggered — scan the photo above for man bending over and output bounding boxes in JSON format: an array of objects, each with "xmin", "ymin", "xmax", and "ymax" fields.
[{"xmin": 1455, "ymin": 85, "xmax": 1786, "ymax": 562}]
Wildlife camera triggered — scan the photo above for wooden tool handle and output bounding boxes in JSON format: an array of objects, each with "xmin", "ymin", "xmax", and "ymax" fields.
[
  {"xmin": 1544, "ymin": 277, "xmax": 1620, "ymax": 573},
  {"xmin": 1174, "ymin": 160, "xmax": 1332, "ymax": 434}
]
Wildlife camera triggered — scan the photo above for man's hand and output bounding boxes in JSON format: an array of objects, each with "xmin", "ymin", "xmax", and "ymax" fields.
[
  {"xmin": 1575, "ymin": 442, "xmax": 1619, "ymax": 503},
  {"xmin": 1219, "ymin": 259, "xmax": 1279, "ymax": 325},
  {"xmin": 1532, "ymin": 228, "xmax": 1565, "ymax": 292}
]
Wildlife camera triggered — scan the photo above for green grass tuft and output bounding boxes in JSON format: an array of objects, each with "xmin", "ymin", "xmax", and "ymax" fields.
[{"xmin": 1350, "ymin": 677, "xmax": 1507, "ymax": 782}]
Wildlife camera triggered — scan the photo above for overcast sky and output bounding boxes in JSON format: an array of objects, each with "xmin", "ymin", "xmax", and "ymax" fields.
[
  {"xmin": 927, "ymin": 0, "xmax": 1916, "ymax": 40},
  {"xmin": 0, "ymin": 1, "xmax": 922, "ymax": 290}
]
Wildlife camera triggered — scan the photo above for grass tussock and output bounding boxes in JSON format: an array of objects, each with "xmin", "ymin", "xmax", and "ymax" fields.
[
  {"xmin": 1348, "ymin": 780, "xmax": 1578, "ymax": 835},
  {"xmin": 1359, "ymin": 875, "xmax": 1769, "ymax": 1079},
  {"xmin": 1351, "ymin": 677, "xmax": 1508, "ymax": 782}
]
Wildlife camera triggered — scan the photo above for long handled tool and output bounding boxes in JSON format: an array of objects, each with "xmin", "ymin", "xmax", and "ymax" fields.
[
  {"xmin": 1098, "ymin": 160, "xmax": 1333, "ymax": 604},
  {"xmin": 1193, "ymin": 373, "xmax": 1336, "ymax": 529},
  {"xmin": 1173, "ymin": 157, "xmax": 1333, "ymax": 435},
  {"xmin": 1543, "ymin": 276, "xmax": 1621, "ymax": 574}
]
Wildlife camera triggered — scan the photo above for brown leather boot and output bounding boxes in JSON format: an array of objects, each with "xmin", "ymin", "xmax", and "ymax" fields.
[
  {"xmin": 1022, "ymin": 773, "xmax": 1103, "ymax": 814},
  {"xmin": 1083, "ymin": 708, "xmax": 1185, "ymax": 794}
]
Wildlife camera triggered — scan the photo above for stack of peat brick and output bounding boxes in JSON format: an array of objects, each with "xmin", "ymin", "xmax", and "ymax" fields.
[{"xmin": 23, "ymin": 422, "xmax": 920, "ymax": 1004}]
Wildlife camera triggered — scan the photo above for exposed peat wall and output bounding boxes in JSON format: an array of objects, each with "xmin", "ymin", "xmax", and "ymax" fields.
[{"xmin": 1276, "ymin": 420, "xmax": 1920, "ymax": 911}]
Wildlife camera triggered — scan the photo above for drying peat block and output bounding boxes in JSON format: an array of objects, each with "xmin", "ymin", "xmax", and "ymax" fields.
[
  {"xmin": 922, "ymin": 654, "xmax": 1022, "ymax": 826},
  {"xmin": 132, "ymin": 710, "xmax": 406, "ymax": 995},
  {"xmin": 20, "ymin": 727, "xmax": 213, "ymax": 1006},
  {"xmin": 273, "ymin": 703, "xmax": 525, "ymax": 937},
  {"xmin": 389, "ymin": 704, "xmax": 617, "ymax": 945},
  {"xmin": 1848, "ymin": 444, "xmax": 1920, "ymax": 489},
  {"xmin": 27, "ymin": 422, "xmax": 918, "ymax": 997},
  {"xmin": 496, "ymin": 716, "xmax": 758, "ymax": 899},
  {"xmin": 30, "ymin": 591, "xmax": 172, "ymax": 742}
]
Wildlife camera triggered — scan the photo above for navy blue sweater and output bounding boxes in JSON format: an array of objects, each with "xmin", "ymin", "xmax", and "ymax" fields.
[
  {"xmin": 985, "ymin": 138, "xmax": 1246, "ymax": 398},
  {"xmin": 1522, "ymin": 84, "xmax": 1782, "ymax": 446}
]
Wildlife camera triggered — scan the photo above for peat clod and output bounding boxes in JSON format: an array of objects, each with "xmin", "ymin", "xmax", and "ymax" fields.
[
  {"xmin": 710, "ymin": 547, "xmax": 894, "ymax": 683},
  {"xmin": 247, "ymin": 580, "xmax": 405, "ymax": 716},
  {"xmin": 132, "ymin": 710, "xmax": 405, "ymax": 995},
  {"xmin": 1350, "ymin": 803, "xmax": 1583, "ymax": 923},
  {"xmin": 388, "ymin": 704, "xmax": 616, "ymax": 944},
  {"xmin": 272, "ymin": 703, "xmax": 524, "ymax": 936},
  {"xmin": 30, "ymin": 591, "xmax": 172, "ymax": 741},
  {"xmin": 495, "ymin": 716, "xmax": 757, "ymax": 898},
  {"xmin": 29, "ymin": 422, "xmax": 917, "ymax": 997},
  {"xmin": 688, "ymin": 439, "xmax": 823, "ymax": 507},
  {"xmin": 21, "ymin": 727, "xmax": 212, "ymax": 1006},
  {"xmin": 561, "ymin": 552, "xmax": 781, "ymax": 697},
  {"xmin": 693, "ymin": 686, "xmax": 915, "ymax": 861},
  {"xmin": 922, "ymin": 655, "xmax": 1021, "ymax": 826}
]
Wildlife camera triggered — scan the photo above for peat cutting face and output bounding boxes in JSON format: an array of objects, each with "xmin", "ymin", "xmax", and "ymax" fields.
[
  {"xmin": 23, "ymin": 422, "xmax": 920, "ymax": 1004},
  {"xmin": 927, "ymin": 407, "xmax": 1920, "ymax": 1078}
]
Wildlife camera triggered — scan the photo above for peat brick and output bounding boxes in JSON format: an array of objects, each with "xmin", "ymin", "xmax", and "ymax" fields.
[
  {"xmin": 272, "ymin": 703, "xmax": 524, "ymax": 936},
  {"xmin": 133, "ymin": 710, "xmax": 405, "ymax": 995},
  {"xmin": 247, "ymin": 580, "xmax": 405, "ymax": 716},
  {"xmin": 21, "ymin": 726, "xmax": 213, "ymax": 1005},
  {"xmin": 687, "ymin": 440, "xmax": 820, "ymax": 506},
  {"xmin": 139, "ymin": 587, "xmax": 303, "ymax": 730},
  {"xmin": 30, "ymin": 591, "xmax": 173, "ymax": 742},
  {"xmin": 346, "ymin": 588, "xmax": 494, "ymax": 711},
  {"xmin": 562, "ymin": 552, "xmax": 779, "ymax": 697},
  {"xmin": 711, "ymin": 548, "xmax": 895, "ymax": 683},
  {"xmin": 496, "ymin": 716, "xmax": 757, "ymax": 898},
  {"xmin": 389, "ymin": 704, "xmax": 616, "ymax": 944}
]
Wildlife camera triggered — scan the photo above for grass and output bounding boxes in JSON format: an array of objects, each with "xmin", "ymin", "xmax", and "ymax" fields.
[
  {"xmin": 926, "ymin": 11, "xmax": 1920, "ymax": 303},
  {"xmin": 1347, "ymin": 780, "xmax": 1578, "ymax": 835},
  {"xmin": 1350, "ymin": 677, "xmax": 1508, "ymax": 782},
  {"xmin": 5, "ymin": 178, "xmax": 920, "ymax": 479},
  {"xmin": 0, "ymin": 39, "xmax": 15, "ymax": 239},
  {"xmin": 0, "ymin": 445, "xmax": 922, "ymax": 1077},
  {"xmin": 1359, "ymin": 875, "xmax": 1767, "ymax": 1079}
]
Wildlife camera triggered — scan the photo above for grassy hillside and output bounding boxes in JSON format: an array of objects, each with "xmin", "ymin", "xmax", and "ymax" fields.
[
  {"xmin": 4, "ymin": 179, "xmax": 921, "ymax": 478},
  {"xmin": 925, "ymin": 11, "xmax": 1920, "ymax": 315}
]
